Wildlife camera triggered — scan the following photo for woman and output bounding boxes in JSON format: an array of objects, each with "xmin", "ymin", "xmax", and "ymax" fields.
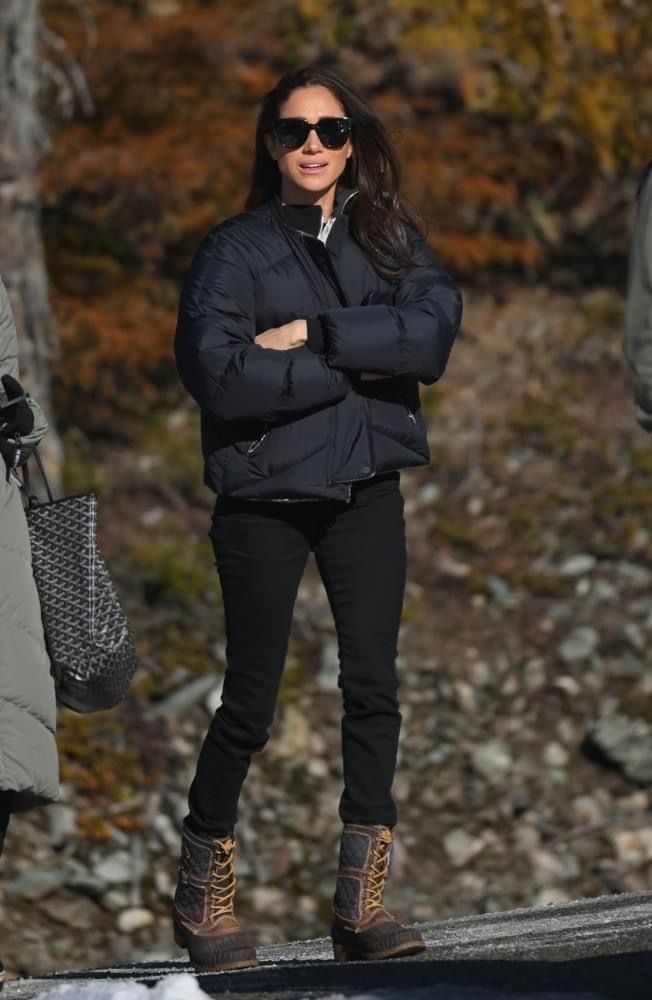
[
  {"xmin": 0, "ymin": 276, "xmax": 59, "ymax": 983},
  {"xmin": 174, "ymin": 66, "xmax": 462, "ymax": 972}
]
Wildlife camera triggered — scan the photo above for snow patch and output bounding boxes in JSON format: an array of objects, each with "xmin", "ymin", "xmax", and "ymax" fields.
[{"xmin": 32, "ymin": 973, "xmax": 210, "ymax": 1000}]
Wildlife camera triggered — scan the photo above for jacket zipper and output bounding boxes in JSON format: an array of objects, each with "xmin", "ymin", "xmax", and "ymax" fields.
[
  {"xmin": 362, "ymin": 397, "xmax": 376, "ymax": 478},
  {"xmin": 395, "ymin": 387, "xmax": 416, "ymax": 425},
  {"xmin": 247, "ymin": 425, "xmax": 269, "ymax": 455},
  {"xmin": 326, "ymin": 401, "xmax": 338, "ymax": 486}
]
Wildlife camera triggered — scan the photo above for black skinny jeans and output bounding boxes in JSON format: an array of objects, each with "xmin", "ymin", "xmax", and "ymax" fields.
[{"xmin": 187, "ymin": 472, "xmax": 406, "ymax": 837}]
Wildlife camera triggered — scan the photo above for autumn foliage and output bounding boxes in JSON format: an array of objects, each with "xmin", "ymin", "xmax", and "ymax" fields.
[{"xmin": 39, "ymin": 0, "xmax": 652, "ymax": 429}]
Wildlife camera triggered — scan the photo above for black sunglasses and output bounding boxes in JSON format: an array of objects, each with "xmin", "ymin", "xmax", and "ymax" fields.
[{"xmin": 271, "ymin": 117, "xmax": 353, "ymax": 151}]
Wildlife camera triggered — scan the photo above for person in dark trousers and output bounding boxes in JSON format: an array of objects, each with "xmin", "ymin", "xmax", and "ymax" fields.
[
  {"xmin": 173, "ymin": 65, "xmax": 462, "ymax": 972},
  {"xmin": 625, "ymin": 161, "xmax": 652, "ymax": 428},
  {"xmin": 0, "ymin": 277, "xmax": 59, "ymax": 986}
]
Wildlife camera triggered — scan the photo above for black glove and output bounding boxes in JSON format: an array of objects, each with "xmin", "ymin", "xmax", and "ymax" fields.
[{"xmin": 0, "ymin": 374, "xmax": 34, "ymax": 438}]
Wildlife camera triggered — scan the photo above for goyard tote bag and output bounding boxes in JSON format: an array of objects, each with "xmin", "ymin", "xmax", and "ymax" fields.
[{"xmin": 22, "ymin": 449, "xmax": 137, "ymax": 713}]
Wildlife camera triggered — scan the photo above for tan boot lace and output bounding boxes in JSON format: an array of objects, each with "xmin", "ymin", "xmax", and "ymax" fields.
[
  {"xmin": 364, "ymin": 828, "xmax": 393, "ymax": 912},
  {"xmin": 208, "ymin": 837, "xmax": 237, "ymax": 920}
]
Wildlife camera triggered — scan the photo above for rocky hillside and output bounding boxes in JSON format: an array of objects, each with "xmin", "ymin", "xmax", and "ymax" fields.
[{"xmin": 3, "ymin": 283, "xmax": 652, "ymax": 977}]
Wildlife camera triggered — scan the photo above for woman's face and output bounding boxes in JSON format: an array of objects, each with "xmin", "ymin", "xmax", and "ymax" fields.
[{"xmin": 266, "ymin": 84, "xmax": 353, "ymax": 212}]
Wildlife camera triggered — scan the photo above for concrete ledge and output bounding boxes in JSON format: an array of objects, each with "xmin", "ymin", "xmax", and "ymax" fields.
[{"xmin": 4, "ymin": 891, "xmax": 652, "ymax": 998}]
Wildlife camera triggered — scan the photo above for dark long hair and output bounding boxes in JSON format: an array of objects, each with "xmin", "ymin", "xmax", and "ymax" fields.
[{"xmin": 245, "ymin": 66, "xmax": 425, "ymax": 281}]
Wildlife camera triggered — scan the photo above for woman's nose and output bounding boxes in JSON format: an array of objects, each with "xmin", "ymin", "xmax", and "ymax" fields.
[{"xmin": 303, "ymin": 126, "xmax": 323, "ymax": 151}]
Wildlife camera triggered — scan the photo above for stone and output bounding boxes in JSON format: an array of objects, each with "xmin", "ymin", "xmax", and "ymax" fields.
[
  {"xmin": 116, "ymin": 907, "xmax": 155, "ymax": 933},
  {"xmin": 65, "ymin": 871, "xmax": 108, "ymax": 898},
  {"xmin": 513, "ymin": 825, "xmax": 541, "ymax": 854},
  {"xmin": 102, "ymin": 889, "xmax": 131, "ymax": 912},
  {"xmin": 571, "ymin": 793, "xmax": 611, "ymax": 827},
  {"xmin": 523, "ymin": 658, "xmax": 546, "ymax": 692},
  {"xmin": 306, "ymin": 757, "xmax": 329, "ymax": 779},
  {"xmin": 622, "ymin": 623, "xmax": 645, "ymax": 652},
  {"xmin": 47, "ymin": 804, "xmax": 77, "ymax": 848},
  {"xmin": 586, "ymin": 714, "xmax": 652, "ymax": 784},
  {"xmin": 555, "ymin": 675, "xmax": 582, "ymax": 696},
  {"xmin": 93, "ymin": 851, "xmax": 133, "ymax": 886},
  {"xmin": 154, "ymin": 868, "xmax": 174, "ymax": 898},
  {"xmin": 275, "ymin": 704, "xmax": 310, "ymax": 758},
  {"xmin": 249, "ymin": 886, "xmax": 286, "ymax": 916},
  {"xmin": 418, "ymin": 482, "xmax": 441, "ymax": 503},
  {"xmin": 615, "ymin": 561, "xmax": 652, "ymax": 587},
  {"xmin": 152, "ymin": 812, "xmax": 180, "ymax": 850},
  {"xmin": 557, "ymin": 718, "xmax": 577, "ymax": 745},
  {"xmin": 4, "ymin": 871, "xmax": 67, "ymax": 901},
  {"xmin": 611, "ymin": 827, "xmax": 652, "ymax": 865},
  {"xmin": 470, "ymin": 740, "xmax": 513, "ymax": 783},
  {"xmin": 542, "ymin": 742, "xmax": 570, "ymax": 767},
  {"xmin": 558, "ymin": 626, "xmax": 598, "ymax": 663},
  {"xmin": 454, "ymin": 680, "xmax": 476, "ymax": 711},
  {"xmin": 618, "ymin": 791, "xmax": 649, "ymax": 814},
  {"xmin": 39, "ymin": 896, "xmax": 100, "ymax": 930},
  {"xmin": 531, "ymin": 849, "xmax": 580, "ymax": 886},
  {"xmin": 470, "ymin": 659, "xmax": 492, "ymax": 686},
  {"xmin": 467, "ymin": 496, "xmax": 484, "ymax": 516},
  {"xmin": 154, "ymin": 675, "xmax": 219, "ymax": 718},
  {"xmin": 437, "ymin": 552, "xmax": 472, "ymax": 578},
  {"xmin": 204, "ymin": 680, "xmax": 224, "ymax": 716},
  {"xmin": 486, "ymin": 574, "xmax": 519, "ymax": 609},
  {"xmin": 559, "ymin": 554, "xmax": 596, "ymax": 577},
  {"xmin": 534, "ymin": 887, "xmax": 572, "ymax": 906},
  {"xmin": 455, "ymin": 871, "xmax": 486, "ymax": 896},
  {"xmin": 594, "ymin": 579, "xmax": 618, "ymax": 601},
  {"xmin": 317, "ymin": 639, "xmax": 340, "ymax": 691},
  {"xmin": 443, "ymin": 829, "xmax": 486, "ymax": 867}
]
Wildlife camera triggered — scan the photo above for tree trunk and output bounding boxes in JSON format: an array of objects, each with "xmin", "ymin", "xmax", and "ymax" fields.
[{"xmin": 0, "ymin": 0, "xmax": 61, "ymax": 475}]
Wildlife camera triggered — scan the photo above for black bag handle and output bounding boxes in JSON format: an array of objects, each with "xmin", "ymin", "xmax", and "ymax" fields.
[{"xmin": 21, "ymin": 447, "xmax": 55, "ymax": 508}]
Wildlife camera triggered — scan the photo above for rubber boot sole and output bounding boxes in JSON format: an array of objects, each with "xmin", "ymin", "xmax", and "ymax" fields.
[
  {"xmin": 174, "ymin": 923, "xmax": 258, "ymax": 972},
  {"xmin": 332, "ymin": 930, "xmax": 426, "ymax": 962}
]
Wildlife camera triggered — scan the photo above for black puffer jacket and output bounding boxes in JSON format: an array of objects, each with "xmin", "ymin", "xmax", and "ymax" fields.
[{"xmin": 175, "ymin": 192, "xmax": 462, "ymax": 501}]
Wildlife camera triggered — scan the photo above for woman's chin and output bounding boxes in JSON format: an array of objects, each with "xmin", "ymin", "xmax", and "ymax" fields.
[{"xmin": 287, "ymin": 172, "xmax": 339, "ymax": 196}]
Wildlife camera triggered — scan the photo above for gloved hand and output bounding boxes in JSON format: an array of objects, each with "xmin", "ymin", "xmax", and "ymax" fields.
[
  {"xmin": 0, "ymin": 374, "xmax": 34, "ymax": 438},
  {"xmin": 0, "ymin": 435, "xmax": 19, "ymax": 477}
]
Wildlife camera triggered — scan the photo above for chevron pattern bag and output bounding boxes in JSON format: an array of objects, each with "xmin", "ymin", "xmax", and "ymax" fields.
[{"xmin": 22, "ymin": 450, "xmax": 136, "ymax": 713}]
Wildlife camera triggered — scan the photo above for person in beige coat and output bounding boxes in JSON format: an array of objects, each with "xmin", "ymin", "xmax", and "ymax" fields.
[{"xmin": 0, "ymin": 276, "xmax": 58, "ymax": 982}]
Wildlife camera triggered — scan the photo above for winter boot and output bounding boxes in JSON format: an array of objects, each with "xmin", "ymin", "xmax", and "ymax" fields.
[
  {"xmin": 331, "ymin": 824, "xmax": 426, "ymax": 961},
  {"xmin": 173, "ymin": 823, "xmax": 257, "ymax": 972}
]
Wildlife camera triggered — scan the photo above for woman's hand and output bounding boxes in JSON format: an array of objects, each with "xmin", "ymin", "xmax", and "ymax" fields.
[{"xmin": 255, "ymin": 320, "xmax": 307, "ymax": 351}]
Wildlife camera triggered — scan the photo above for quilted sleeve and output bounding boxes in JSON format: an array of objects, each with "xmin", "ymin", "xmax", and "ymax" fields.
[
  {"xmin": 175, "ymin": 230, "xmax": 352, "ymax": 423},
  {"xmin": 318, "ymin": 237, "xmax": 462, "ymax": 385}
]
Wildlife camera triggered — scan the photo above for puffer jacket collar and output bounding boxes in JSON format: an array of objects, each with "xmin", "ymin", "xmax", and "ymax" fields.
[{"xmin": 273, "ymin": 187, "xmax": 357, "ymax": 252}]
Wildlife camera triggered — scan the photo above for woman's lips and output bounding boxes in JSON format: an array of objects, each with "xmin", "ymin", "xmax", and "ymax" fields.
[{"xmin": 299, "ymin": 162, "xmax": 327, "ymax": 172}]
